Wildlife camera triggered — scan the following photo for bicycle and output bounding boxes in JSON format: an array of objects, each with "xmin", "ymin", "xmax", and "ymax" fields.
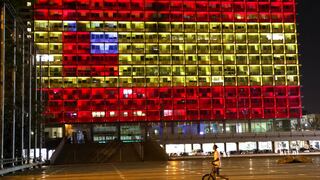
[{"xmin": 202, "ymin": 164, "xmax": 218, "ymax": 180}]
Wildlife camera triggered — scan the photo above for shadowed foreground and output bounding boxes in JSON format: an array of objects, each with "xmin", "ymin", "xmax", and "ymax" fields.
[{"xmin": 4, "ymin": 156, "xmax": 320, "ymax": 180}]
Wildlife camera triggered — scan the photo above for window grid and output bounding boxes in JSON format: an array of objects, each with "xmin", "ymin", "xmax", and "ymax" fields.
[{"xmin": 35, "ymin": 0, "xmax": 301, "ymax": 123}]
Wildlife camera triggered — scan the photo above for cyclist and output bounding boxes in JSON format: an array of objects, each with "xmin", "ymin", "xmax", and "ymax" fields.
[
  {"xmin": 203, "ymin": 145, "xmax": 228, "ymax": 180},
  {"xmin": 212, "ymin": 144, "xmax": 221, "ymax": 176}
]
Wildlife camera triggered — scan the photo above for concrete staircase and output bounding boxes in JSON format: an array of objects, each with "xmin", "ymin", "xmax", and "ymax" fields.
[
  {"xmin": 51, "ymin": 139, "xmax": 168, "ymax": 164},
  {"xmin": 143, "ymin": 139, "xmax": 169, "ymax": 161},
  {"xmin": 109, "ymin": 142, "xmax": 143, "ymax": 162},
  {"xmin": 53, "ymin": 140, "xmax": 122, "ymax": 164}
]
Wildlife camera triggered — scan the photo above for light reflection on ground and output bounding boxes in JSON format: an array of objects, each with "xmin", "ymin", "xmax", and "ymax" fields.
[{"xmin": 4, "ymin": 156, "xmax": 320, "ymax": 180}]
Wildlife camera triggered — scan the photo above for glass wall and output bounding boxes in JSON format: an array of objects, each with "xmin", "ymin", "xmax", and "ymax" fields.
[{"xmin": 35, "ymin": 0, "xmax": 301, "ymax": 124}]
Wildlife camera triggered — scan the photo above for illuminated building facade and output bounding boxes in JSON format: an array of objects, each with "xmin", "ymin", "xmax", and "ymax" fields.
[{"xmin": 34, "ymin": 0, "xmax": 302, "ymax": 144}]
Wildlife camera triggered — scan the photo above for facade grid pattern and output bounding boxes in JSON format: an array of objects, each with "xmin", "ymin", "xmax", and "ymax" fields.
[{"xmin": 34, "ymin": 0, "xmax": 301, "ymax": 123}]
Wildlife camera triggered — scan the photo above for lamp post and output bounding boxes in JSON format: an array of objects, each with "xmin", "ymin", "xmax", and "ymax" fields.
[
  {"xmin": 36, "ymin": 52, "xmax": 44, "ymax": 163},
  {"xmin": 39, "ymin": 53, "xmax": 43, "ymax": 162},
  {"xmin": 0, "ymin": 3, "xmax": 6, "ymax": 169}
]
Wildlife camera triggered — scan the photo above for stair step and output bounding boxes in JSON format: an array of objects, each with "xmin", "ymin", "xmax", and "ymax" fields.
[{"xmin": 52, "ymin": 140, "xmax": 168, "ymax": 164}]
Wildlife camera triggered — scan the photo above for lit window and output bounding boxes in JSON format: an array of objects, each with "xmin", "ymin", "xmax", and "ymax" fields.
[
  {"xmin": 92, "ymin": 111, "xmax": 105, "ymax": 118},
  {"xmin": 36, "ymin": 54, "xmax": 54, "ymax": 62},
  {"xmin": 164, "ymin": 110, "xmax": 173, "ymax": 117},
  {"xmin": 123, "ymin": 89, "xmax": 132, "ymax": 95},
  {"xmin": 267, "ymin": 33, "xmax": 284, "ymax": 41},
  {"xmin": 109, "ymin": 111, "xmax": 115, "ymax": 117},
  {"xmin": 134, "ymin": 111, "xmax": 145, "ymax": 116}
]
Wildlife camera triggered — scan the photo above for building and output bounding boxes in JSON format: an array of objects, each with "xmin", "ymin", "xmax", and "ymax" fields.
[
  {"xmin": 34, "ymin": 0, "xmax": 315, "ymax": 155},
  {"xmin": 1, "ymin": 0, "xmax": 38, "ymax": 169}
]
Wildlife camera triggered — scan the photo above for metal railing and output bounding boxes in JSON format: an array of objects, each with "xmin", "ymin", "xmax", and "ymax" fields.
[
  {"xmin": 151, "ymin": 130, "xmax": 320, "ymax": 144},
  {"xmin": 0, "ymin": 158, "xmax": 43, "ymax": 176}
]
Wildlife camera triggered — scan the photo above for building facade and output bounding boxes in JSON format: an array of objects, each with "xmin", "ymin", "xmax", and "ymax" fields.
[{"xmin": 34, "ymin": 0, "xmax": 308, "ymax": 153}]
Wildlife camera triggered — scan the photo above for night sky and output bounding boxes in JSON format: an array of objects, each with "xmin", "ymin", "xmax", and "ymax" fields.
[{"xmin": 297, "ymin": 0, "xmax": 320, "ymax": 113}]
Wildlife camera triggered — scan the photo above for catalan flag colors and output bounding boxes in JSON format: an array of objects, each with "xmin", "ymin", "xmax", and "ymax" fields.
[{"xmin": 34, "ymin": 0, "xmax": 301, "ymax": 123}]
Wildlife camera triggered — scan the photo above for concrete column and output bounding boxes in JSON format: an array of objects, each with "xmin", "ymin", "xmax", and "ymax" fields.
[
  {"xmin": 297, "ymin": 118, "xmax": 301, "ymax": 131},
  {"xmin": 272, "ymin": 119, "xmax": 277, "ymax": 132},
  {"xmin": 248, "ymin": 120, "xmax": 252, "ymax": 133},
  {"xmin": 236, "ymin": 142, "xmax": 240, "ymax": 152},
  {"xmin": 288, "ymin": 141, "xmax": 292, "ymax": 152},
  {"xmin": 89, "ymin": 124, "xmax": 94, "ymax": 142},
  {"xmin": 144, "ymin": 122, "xmax": 148, "ymax": 141},
  {"xmin": 272, "ymin": 141, "xmax": 276, "ymax": 153},
  {"xmin": 171, "ymin": 122, "xmax": 174, "ymax": 135},
  {"xmin": 117, "ymin": 123, "xmax": 121, "ymax": 141},
  {"xmin": 159, "ymin": 121, "xmax": 164, "ymax": 144}
]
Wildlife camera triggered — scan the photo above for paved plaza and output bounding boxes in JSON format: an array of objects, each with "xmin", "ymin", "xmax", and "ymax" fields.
[{"xmin": 3, "ymin": 156, "xmax": 320, "ymax": 180}]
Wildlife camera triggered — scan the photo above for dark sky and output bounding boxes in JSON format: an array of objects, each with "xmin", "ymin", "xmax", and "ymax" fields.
[{"xmin": 297, "ymin": 0, "xmax": 320, "ymax": 113}]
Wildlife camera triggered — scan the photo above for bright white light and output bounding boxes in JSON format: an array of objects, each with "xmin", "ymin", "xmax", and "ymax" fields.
[
  {"xmin": 123, "ymin": 89, "xmax": 132, "ymax": 95},
  {"xmin": 36, "ymin": 54, "xmax": 54, "ymax": 62},
  {"xmin": 236, "ymin": 15, "xmax": 243, "ymax": 20},
  {"xmin": 164, "ymin": 110, "xmax": 173, "ymax": 117},
  {"xmin": 92, "ymin": 111, "xmax": 105, "ymax": 118},
  {"xmin": 212, "ymin": 77, "xmax": 224, "ymax": 83},
  {"xmin": 134, "ymin": 111, "xmax": 145, "ymax": 116},
  {"xmin": 267, "ymin": 33, "xmax": 284, "ymax": 41},
  {"xmin": 154, "ymin": 129, "xmax": 159, "ymax": 135},
  {"xmin": 109, "ymin": 111, "xmax": 115, "ymax": 117},
  {"xmin": 63, "ymin": 21, "xmax": 76, "ymax": 24}
]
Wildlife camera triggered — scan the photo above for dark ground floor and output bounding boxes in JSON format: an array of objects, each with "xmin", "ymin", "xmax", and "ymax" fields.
[
  {"xmin": 39, "ymin": 120, "xmax": 320, "ymax": 161},
  {"xmin": 45, "ymin": 119, "xmax": 303, "ymax": 143}
]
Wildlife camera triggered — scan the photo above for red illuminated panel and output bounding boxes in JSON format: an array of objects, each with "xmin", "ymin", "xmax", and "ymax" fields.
[
  {"xmin": 43, "ymin": 86, "xmax": 302, "ymax": 123},
  {"xmin": 35, "ymin": 0, "xmax": 296, "ymax": 22}
]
